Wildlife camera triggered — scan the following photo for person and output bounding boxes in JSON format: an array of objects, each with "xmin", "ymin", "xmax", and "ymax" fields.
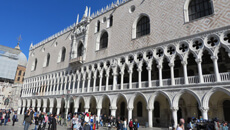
[
  {"xmin": 67, "ymin": 113, "xmax": 72, "ymax": 127},
  {"xmin": 48, "ymin": 114, "xmax": 53, "ymax": 130},
  {"xmin": 124, "ymin": 118, "xmax": 127, "ymax": 130},
  {"xmin": 103, "ymin": 114, "xmax": 107, "ymax": 127},
  {"xmin": 222, "ymin": 121, "xmax": 228, "ymax": 130},
  {"xmin": 12, "ymin": 112, "xmax": 18, "ymax": 126},
  {"xmin": 1, "ymin": 112, "xmax": 5, "ymax": 125},
  {"xmin": 24, "ymin": 108, "xmax": 34, "ymax": 130},
  {"xmin": 34, "ymin": 114, "xmax": 39, "ymax": 130},
  {"xmin": 43, "ymin": 113, "xmax": 48, "ymax": 129},
  {"xmin": 72, "ymin": 115, "xmax": 78, "ymax": 130},
  {"xmin": 129, "ymin": 119, "xmax": 133, "ymax": 130},
  {"xmin": 133, "ymin": 119, "xmax": 139, "ymax": 130},
  {"xmin": 58, "ymin": 114, "xmax": 62, "ymax": 125},
  {"xmin": 186, "ymin": 118, "xmax": 193, "ymax": 130},
  {"xmin": 51, "ymin": 115, "xmax": 57, "ymax": 130},
  {"xmin": 177, "ymin": 122, "xmax": 184, "ymax": 130},
  {"xmin": 4, "ymin": 110, "xmax": 10, "ymax": 125},
  {"xmin": 177, "ymin": 118, "xmax": 185, "ymax": 130},
  {"xmin": 0, "ymin": 110, "xmax": 2, "ymax": 126},
  {"xmin": 38, "ymin": 112, "xmax": 44, "ymax": 130}
]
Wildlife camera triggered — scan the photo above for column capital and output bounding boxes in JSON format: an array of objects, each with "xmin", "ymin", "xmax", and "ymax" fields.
[
  {"xmin": 157, "ymin": 65, "xmax": 162, "ymax": 69},
  {"xmin": 128, "ymin": 70, "xmax": 133, "ymax": 74},
  {"xmin": 199, "ymin": 107, "xmax": 209, "ymax": 112},
  {"xmin": 120, "ymin": 72, "xmax": 124, "ymax": 75},
  {"xmin": 110, "ymin": 106, "xmax": 117, "ymax": 110},
  {"xmin": 211, "ymin": 56, "xmax": 218, "ymax": 60},
  {"xmin": 96, "ymin": 107, "xmax": 102, "ymax": 110},
  {"xmin": 137, "ymin": 68, "xmax": 142, "ymax": 72},
  {"xmin": 168, "ymin": 63, "xmax": 174, "ymax": 67},
  {"xmin": 127, "ymin": 107, "xmax": 133, "ymax": 111},
  {"xmin": 195, "ymin": 58, "xmax": 202, "ymax": 63},
  {"xmin": 146, "ymin": 67, "xmax": 152, "ymax": 71},
  {"xmin": 170, "ymin": 107, "xmax": 179, "ymax": 111},
  {"xmin": 181, "ymin": 61, "xmax": 187, "ymax": 65}
]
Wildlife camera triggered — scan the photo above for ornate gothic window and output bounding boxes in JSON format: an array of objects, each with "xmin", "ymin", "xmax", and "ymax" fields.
[
  {"xmin": 136, "ymin": 16, "xmax": 150, "ymax": 38},
  {"xmin": 78, "ymin": 43, "xmax": 84, "ymax": 57},
  {"xmin": 97, "ymin": 21, "xmax": 100, "ymax": 32},
  {"xmin": 31, "ymin": 58, "xmax": 38, "ymax": 71},
  {"xmin": 110, "ymin": 15, "xmax": 113, "ymax": 27},
  {"xmin": 46, "ymin": 53, "xmax": 50, "ymax": 66},
  {"xmin": 188, "ymin": 0, "xmax": 213, "ymax": 21},
  {"xmin": 57, "ymin": 47, "xmax": 66, "ymax": 63},
  {"xmin": 137, "ymin": 101, "xmax": 143, "ymax": 117},
  {"xmin": 100, "ymin": 32, "xmax": 108, "ymax": 49}
]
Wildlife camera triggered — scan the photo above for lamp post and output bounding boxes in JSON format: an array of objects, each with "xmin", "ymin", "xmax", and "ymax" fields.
[{"xmin": 63, "ymin": 89, "xmax": 70, "ymax": 126}]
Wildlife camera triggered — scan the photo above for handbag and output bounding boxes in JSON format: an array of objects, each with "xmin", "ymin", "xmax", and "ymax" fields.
[{"xmin": 8, "ymin": 118, "xmax": 11, "ymax": 122}]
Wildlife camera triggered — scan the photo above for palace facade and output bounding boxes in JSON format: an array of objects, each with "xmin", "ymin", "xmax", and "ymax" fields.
[{"xmin": 20, "ymin": 0, "xmax": 230, "ymax": 128}]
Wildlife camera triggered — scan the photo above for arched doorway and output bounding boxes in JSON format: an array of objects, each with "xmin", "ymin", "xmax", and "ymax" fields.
[
  {"xmin": 89, "ymin": 96, "xmax": 97, "ymax": 115},
  {"xmin": 69, "ymin": 97, "xmax": 74, "ymax": 115},
  {"xmin": 78, "ymin": 97, "xmax": 85, "ymax": 113},
  {"xmin": 208, "ymin": 91, "xmax": 230, "ymax": 121},
  {"xmin": 101, "ymin": 95, "xmax": 110, "ymax": 116},
  {"xmin": 116, "ymin": 95, "xmax": 128, "ymax": 120},
  {"xmin": 133, "ymin": 94, "xmax": 147, "ymax": 125}
]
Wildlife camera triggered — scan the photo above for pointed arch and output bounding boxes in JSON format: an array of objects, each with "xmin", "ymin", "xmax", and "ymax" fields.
[
  {"xmin": 172, "ymin": 89, "xmax": 202, "ymax": 108},
  {"xmin": 127, "ymin": 92, "xmax": 148, "ymax": 109},
  {"xmin": 148, "ymin": 91, "xmax": 172, "ymax": 110},
  {"xmin": 202, "ymin": 87, "xmax": 230, "ymax": 109},
  {"xmin": 97, "ymin": 94, "xmax": 111, "ymax": 109}
]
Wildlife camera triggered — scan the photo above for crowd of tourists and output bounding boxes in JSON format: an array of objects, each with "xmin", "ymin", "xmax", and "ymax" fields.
[
  {"xmin": 0, "ymin": 109, "xmax": 18, "ymax": 126},
  {"xmin": 176, "ymin": 117, "xmax": 230, "ymax": 130}
]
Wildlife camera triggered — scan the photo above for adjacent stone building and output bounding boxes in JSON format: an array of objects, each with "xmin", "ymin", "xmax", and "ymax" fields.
[{"xmin": 20, "ymin": 0, "xmax": 230, "ymax": 128}]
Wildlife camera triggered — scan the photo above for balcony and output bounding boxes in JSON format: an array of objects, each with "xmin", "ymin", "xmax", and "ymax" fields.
[
  {"xmin": 21, "ymin": 72, "xmax": 230, "ymax": 97},
  {"xmin": 69, "ymin": 56, "xmax": 83, "ymax": 66}
]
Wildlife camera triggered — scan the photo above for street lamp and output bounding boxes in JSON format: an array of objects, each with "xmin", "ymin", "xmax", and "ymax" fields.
[{"xmin": 63, "ymin": 89, "xmax": 70, "ymax": 126}]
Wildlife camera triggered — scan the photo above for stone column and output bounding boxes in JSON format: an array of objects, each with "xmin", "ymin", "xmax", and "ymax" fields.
[
  {"xmin": 82, "ymin": 78, "xmax": 85, "ymax": 93},
  {"xmin": 74, "ymin": 107, "xmax": 78, "ymax": 113},
  {"xmin": 169, "ymin": 63, "xmax": 175, "ymax": 85},
  {"xmin": 93, "ymin": 75, "xmax": 96, "ymax": 92},
  {"xmin": 68, "ymin": 75, "xmax": 71, "ymax": 90},
  {"xmin": 59, "ymin": 76, "xmax": 64, "ymax": 94},
  {"xmin": 85, "ymin": 107, "xmax": 89, "ymax": 113},
  {"xmin": 72, "ymin": 75, "xmax": 76, "ymax": 94},
  {"xmin": 105, "ymin": 74, "xmax": 109, "ymax": 91},
  {"xmin": 56, "ymin": 107, "xmax": 61, "ymax": 115},
  {"xmin": 43, "ymin": 107, "xmax": 47, "ymax": 113},
  {"xmin": 77, "ymin": 79, "xmax": 80, "ymax": 93},
  {"xmin": 148, "ymin": 109, "xmax": 153, "ymax": 128},
  {"xmin": 120, "ymin": 72, "xmax": 124, "ymax": 90},
  {"xmin": 200, "ymin": 107, "xmax": 209, "ymax": 120},
  {"xmin": 128, "ymin": 70, "xmax": 133, "ymax": 89},
  {"xmin": 211, "ymin": 56, "xmax": 221, "ymax": 82},
  {"xmin": 97, "ymin": 108, "xmax": 102, "ymax": 121},
  {"xmin": 46, "ymin": 79, "xmax": 50, "ymax": 95},
  {"xmin": 63, "ymin": 76, "xmax": 67, "ymax": 94},
  {"xmin": 99, "ymin": 73, "xmax": 102, "ymax": 91},
  {"xmin": 157, "ymin": 64, "xmax": 163, "ymax": 86},
  {"xmin": 147, "ymin": 67, "xmax": 152, "ymax": 87},
  {"xmin": 138, "ymin": 68, "xmax": 142, "ymax": 88},
  {"xmin": 128, "ymin": 108, "xmax": 133, "ymax": 122},
  {"xmin": 49, "ymin": 78, "xmax": 53, "ymax": 95},
  {"xmin": 22, "ymin": 106, "xmax": 25, "ymax": 114},
  {"xmin": 171, "ymin": 107, "xmax": 178, "ymax": 129},
  {"xmin": 181, "ymin": 61, "xmax": 189, "ymax": 84},
  {"xmin": 111, "ymin": 109, "xmax": 116, "ymax": 117},
  {"xmin": 50, "ymin": 107, "xmax": 53, "ymax": 114},
  {"xmin": 18, "ymin": 107, "xmax": 21, "ymax": 115},
  {"xmin": 87, "ymin": 75, "xmax": 91, "ymax": 92},
  {"xmin": 195, "ymin": 58, "xmax": 204, "ymax": 83},
  {"xmin": 113, "ymin": 72, "xmax": 118, "ymax": 90}
]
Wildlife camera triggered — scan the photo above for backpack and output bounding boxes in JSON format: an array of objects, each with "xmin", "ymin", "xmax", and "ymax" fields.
[{"xmin": 137, "ymin": 123, "xmax": 139, "ymax": 128}]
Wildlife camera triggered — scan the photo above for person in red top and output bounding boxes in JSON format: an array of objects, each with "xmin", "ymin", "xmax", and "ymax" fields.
[{"xmin": 129, "ymin": 119, "xmax": 133, "ymax": 130}]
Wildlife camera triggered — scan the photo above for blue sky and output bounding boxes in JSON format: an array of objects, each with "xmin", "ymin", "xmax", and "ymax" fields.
[{"xmin": 0, "ymin": 0, "xmax": 115, "ymax": 58}]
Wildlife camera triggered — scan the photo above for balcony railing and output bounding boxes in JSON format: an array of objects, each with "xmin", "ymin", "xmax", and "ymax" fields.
[
  {"xmin": 22, "ymin": 72, "xmax": 230, "ymax": 97},
  {"xmin": 69, "ymin": 56, "xmax": 83, "ymax": 65}
]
